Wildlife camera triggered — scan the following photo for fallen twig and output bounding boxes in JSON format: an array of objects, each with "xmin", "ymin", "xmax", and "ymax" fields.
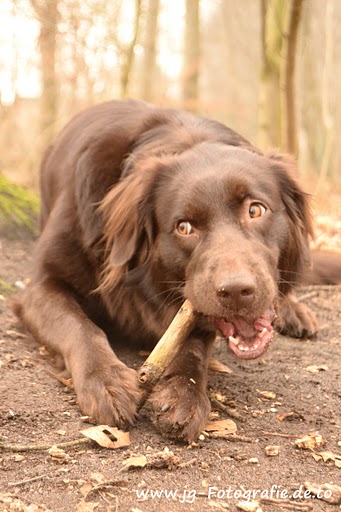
[
  {"xmin": 299, "ymin": 284, "xmax": 341, "ymax": 292},
  {"xmin": 210, "ymin": 397, "xmax": 246, "ymax": 422},
  {"xmin": 0, "ymin": 437, "xmax": 91, "ymax": 452},
  {"xmin": 209, "ymin": 433, "xmax": 254, "ymax": 442},
  {"xmin": 260, "ymin": 498, "xmax": 313, "ymax": 510},
  {"xmin": 262, "ymin": 431, "xmax": 299, "ymax": 439},
  {"xmin": 84, "ymin": 480, "xmax": 128, "ymax": 499},
  {"xmin": 8, "ymin": 475, "xmax": 49, "ymax": 488},
  {"xmin": 178, "ymin": 457, "xmax": 197, "ymax": 468},
  {"xmin": 297, "ymin": 291, "xmax": 319, "ymax": 301}
]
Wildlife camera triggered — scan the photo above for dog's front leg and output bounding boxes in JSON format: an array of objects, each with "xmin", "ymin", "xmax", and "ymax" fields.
[
  {"xmin": 277, "ymin": 291, "xmax": 318, "ymax": 338},
  {"xmin": 15, "ymin": 279, "xmax": 139, "ymax": 426},
  {"xmin": 147, "ymin": 332, "xmax": 215, "ymax": 442}
]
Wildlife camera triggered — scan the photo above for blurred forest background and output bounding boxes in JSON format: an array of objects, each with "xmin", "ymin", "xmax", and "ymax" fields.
[{"xmin": 0, "ymin": 0, "xmax": 341, "ymax": 238}]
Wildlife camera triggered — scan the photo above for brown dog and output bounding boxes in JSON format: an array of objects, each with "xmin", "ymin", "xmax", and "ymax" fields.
[{"xmin": 15, "ymin": 99, "xmax": 319, "ymax": 441}]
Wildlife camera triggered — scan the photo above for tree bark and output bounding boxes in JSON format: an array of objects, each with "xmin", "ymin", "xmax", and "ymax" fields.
[
  {"xmin": 183, "ymin": 0, "xmax": 200, "ymax": 111},
  {"xmin": 280, "ymin": 0, "xmax": 305, "ymax": 156},
  {"xmin": 258, "ymin": 0, "xmax": 287, "ymax": 149},
  {"xmin": 31, "ymin": 0, "xmax": 59, "ymax": 142},
  {"xmin": 140, "ymin": 0, "xmax": 160, "ymax": 102},
  {"xmin": 120, "ymin": 0, "xmax": 142, "ymax": 97},
  {"xmin": 315, "ymin": 0, "xmax": 335, "ymax": 191}
]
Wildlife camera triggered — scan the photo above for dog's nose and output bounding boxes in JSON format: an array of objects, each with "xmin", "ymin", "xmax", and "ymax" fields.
[{"xmin": 215, "ymin": 273, "xmax": 256, "ymax": 308}]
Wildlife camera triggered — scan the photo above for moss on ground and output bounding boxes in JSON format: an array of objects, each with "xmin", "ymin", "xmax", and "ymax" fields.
[{"xmin": 0, "ymin": 173, "xmax": 39, "ymax": 238}]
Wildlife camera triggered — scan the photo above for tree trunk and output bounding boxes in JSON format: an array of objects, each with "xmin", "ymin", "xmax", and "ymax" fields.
[
  {"xmin": 121, "ymin": 0, "xmax": 142, "ymax": 97},
  {"xmin": 258, "ymin": 0, "xmax": 287, "ymax": 150},
  {"xmin": 140, "ymin": 0, "xmax": 160, "ymax": 102},
  {"xmin": 315, "ymin": 0, "xmax": 335, "ymax": 192},
  {"xmin": 183, "ymin": 0, "xmax": 200, "ymax": 111},
  {"xmin": 280, "ymin": 0, "xmax": 304, "ymax": 156},
  {"xmin": 31, "ymin": 0, "xmax": 59, "ymax": 143}
]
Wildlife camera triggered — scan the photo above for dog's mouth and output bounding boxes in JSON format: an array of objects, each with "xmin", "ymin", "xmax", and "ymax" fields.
[{"xmin": 207, "ymin": 308, "xmax": 276, "ymax": 360}]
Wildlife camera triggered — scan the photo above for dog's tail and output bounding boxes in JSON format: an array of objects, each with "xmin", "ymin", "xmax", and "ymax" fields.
[{"xmin": 302, "ymin": 251, "xmax": 341, "ymax": 285}]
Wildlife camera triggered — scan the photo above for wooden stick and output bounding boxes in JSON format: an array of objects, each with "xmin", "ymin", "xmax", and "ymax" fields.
[{"xmin": 137, "ymin": 299, "xmax": 197, "ymax": 407}]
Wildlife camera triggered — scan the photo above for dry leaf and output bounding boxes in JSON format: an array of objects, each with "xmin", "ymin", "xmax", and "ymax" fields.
[
  {"xmin": 295, "ymin": 433, "xmax": 326, "ymax": 450},
  {"xmin": 237, "ymin": 499, "xmax": 262, "ymax": 511},
  {"xmin": 122, "ymin": 455, "xmax": 147, "ymax": 470},
  {"xmin": 277, "ymin": 411, "xmax": 303, "ymax": 422},
  {"xmin": 304, "ymin": 482, "xmax": 341, "ymax": 504},
  {"xmin": 317, "ymin": 450, "xmax": 341, "ymax": 467},
  {"xmin": 48, "ymin": 445, "xmax": 70, "ymax": 462},
  {"xmin": 205, "ymin": 419, "xmax": 237, "ymax": 434},
  {"xmin": 305, "ymin": 365, "xmax": 328, "ymax": 373},
  {"xmin": 208, "ymin": 359, "xmax": 233, "ymax": 374},
  {"xmin": 76, "ymin": 499, "xmax": 99, "ymax": 511},
  {"xmin": 80, "ymin": 425, "xmax": 130, "ymax": 449},
  {"xmin": 80, "ymin": 482, "xmax": 94, "ymax": 497},
  {"xmin": 146, "ymin": 447, "xmax": 180, "ymax": 469},
  {"xmin": 211, "ymin": 392, "xmax": 227, "ymax": 403},
  {"xmin": 90, "ymin": 472, "xmax": 106, "ymax": 484},
  {"xmin": 264, "ymin": 445, "xmax": 280, "ymax": 456},
  {"xmin": 257, "ymin": 390, "xmax": 276, "ymax": 399},
  {"xmin": 311, "ymin": 453, "xmax": 322, "ymax": 462}
]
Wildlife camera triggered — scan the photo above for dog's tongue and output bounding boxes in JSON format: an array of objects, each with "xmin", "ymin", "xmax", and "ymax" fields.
[{"xmin": 213, "ymin": 309, "xmax": 275, "ymax": 360}]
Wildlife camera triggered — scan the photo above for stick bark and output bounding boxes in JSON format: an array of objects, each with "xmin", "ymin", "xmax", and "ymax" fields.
[{"xmin": 137, "ymin": 299, "xmax": 197, "ymax": 407}]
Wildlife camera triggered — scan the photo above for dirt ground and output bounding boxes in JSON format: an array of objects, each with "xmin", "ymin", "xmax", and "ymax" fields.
[{"xmin": 0, "ymin": 238, "xmax": 340, "ymax": 512}]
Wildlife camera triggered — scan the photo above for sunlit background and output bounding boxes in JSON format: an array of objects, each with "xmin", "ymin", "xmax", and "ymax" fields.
[{"xmin": 0, "ymin": 0, "xmax": 340, "ymax": 221}]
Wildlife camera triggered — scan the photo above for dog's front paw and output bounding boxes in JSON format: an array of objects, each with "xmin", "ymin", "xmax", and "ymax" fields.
[
  {"xmin": 277, "ymin": 294, "xmax": 318, "ymax": 338},
  {"xmin": 74, "ymin": 359, "xmax": 140, "ymax": 427},
  {"xmin": 148, "ymin": 374, "xmax": 211, "ymax": 443}
]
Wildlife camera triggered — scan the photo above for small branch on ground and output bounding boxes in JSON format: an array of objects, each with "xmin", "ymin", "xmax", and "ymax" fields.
[
  {"xmin": 210, "ymin": 397, "xmax": 246, "ymax": 422},
  {"xmin": 8, "ymin": 475, "xmax": 50, "ymax": 488},
  {"xmin": 0, "ymin": 437, "xmax": 91, "ymax": 452},
  {"xmin": 261, "ymin": 431, "xmax": 300, "ymax": 439},
  {"xmin": 260, "ymin": 498, "xmax": 313, "ymax": 510}
]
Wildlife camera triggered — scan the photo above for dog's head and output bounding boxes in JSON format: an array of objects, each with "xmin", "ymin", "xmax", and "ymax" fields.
[{"xmin": 99, "ymin": 142, "xmax": 312, "ymax": 358}]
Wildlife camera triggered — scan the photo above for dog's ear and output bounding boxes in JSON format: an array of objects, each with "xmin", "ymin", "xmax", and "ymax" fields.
[
  {"xmin": 75, "ymin": 136, "xmax": 131, "ymax": 250},
  {"xmin": 98, "ymin": 160, "xmax": 160, "ymax": 289},
  {"xmin": 268, "ymin": 152, "xmax": 313, "ymax": 292}
]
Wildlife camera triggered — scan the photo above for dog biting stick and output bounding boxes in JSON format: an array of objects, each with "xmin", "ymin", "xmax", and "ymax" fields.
[{"xmin": 137, "ymin": 300, "xmax": 197, "ymax": 408}]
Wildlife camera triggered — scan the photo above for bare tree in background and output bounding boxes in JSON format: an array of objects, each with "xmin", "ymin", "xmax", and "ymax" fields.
[
  {"xmin": 183, "ymin": 0, "xmax": 200, "ymax": 111},
  {"xmin": 258, "ymin": 0, "xmax": 287, "ymax": 149},
  {"xmin": 120, "ymin": 0, "xmax": 142, "ymax": 97},
  {"xmin": 280, "ymin": 0, "xmax": 305, "ymax": 156},
  {"xmin": 315, "ymin": 0, "xmax": 335, "ymax": 191},
  {"xmin": 140, "ymin": 0, "xmax": 160, "ymax": 101},
  {"xmin": 30, "ymin": 0, "xmax": 59, "ymax": 142}
]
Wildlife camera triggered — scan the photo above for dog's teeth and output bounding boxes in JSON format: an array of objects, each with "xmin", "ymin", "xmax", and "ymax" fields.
[
  {"xmin": 229, "ymin": 336, "xmax": 239, "ymax": 346},
  {"xmin": 258, "ymin": 327, "xmax": 267, "ymax": 338}
]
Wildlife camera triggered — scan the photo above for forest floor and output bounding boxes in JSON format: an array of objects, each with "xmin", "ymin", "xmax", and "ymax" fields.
[{"xmin": 0, "ymin": 237, "xmax": 340, "ymax": 512}]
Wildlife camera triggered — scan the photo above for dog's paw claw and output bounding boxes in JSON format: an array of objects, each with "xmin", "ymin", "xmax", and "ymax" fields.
[
  {"xmin": 148, "ymin": 375, "xmax": 210, "ymax": 442},
  {"xmin": 277, "ymin": 298, "xmax": 318, "ymax": 338},
  {"xmin": 75, "ymin": 362, "xmax": 139, "ymax": 427}
]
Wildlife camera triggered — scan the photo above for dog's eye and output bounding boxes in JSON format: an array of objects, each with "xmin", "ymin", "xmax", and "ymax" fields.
[
  {"xmin": 176, "ymin": 221, "xmax": 193, "ymax": 235},
  {"xmin": 249, "ymin": 203, "xmax": 267, "ymax": 218}
]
